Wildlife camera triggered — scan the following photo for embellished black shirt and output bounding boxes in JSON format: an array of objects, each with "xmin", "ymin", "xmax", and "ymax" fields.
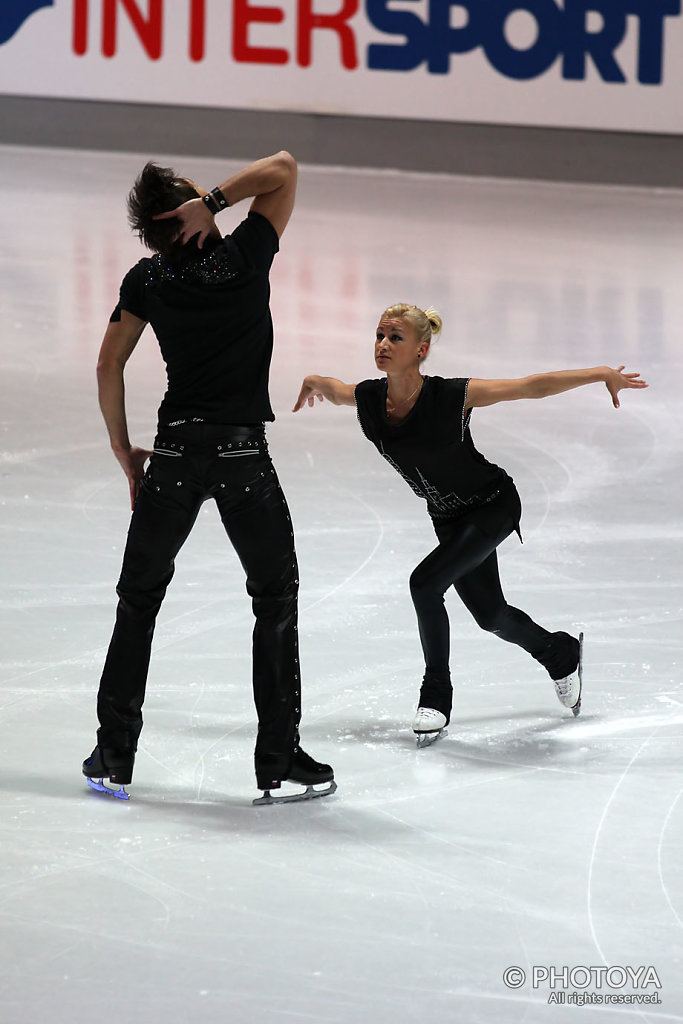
[
  {"xmin": 354, "ymin": 375, "xmax": 515, "ymax": 523},
  {"xmin": 111, "ymin": 211, "xmax": 279, "ymax": 427}
]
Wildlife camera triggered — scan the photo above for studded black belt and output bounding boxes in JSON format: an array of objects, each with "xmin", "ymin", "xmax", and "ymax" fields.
[{"xmin": 153, "ymin": 421, "xmax": 266, "ymax": 455}]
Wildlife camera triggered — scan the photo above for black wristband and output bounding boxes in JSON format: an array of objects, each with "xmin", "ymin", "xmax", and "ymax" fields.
[
  {"xmin": 201, "ymin": 192, "xmax": 219, "ymax": 215},
  {"xmin": 201, "ymin": 186, "xmax": 229, "ymax": 216}
]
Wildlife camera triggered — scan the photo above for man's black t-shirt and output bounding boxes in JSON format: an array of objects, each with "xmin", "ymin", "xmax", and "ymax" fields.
[
  {"xmin": 111, "ymin": 211, "xmax": 279, "ymax": 426},
  {"xmin": 354, "ymin": 375, "xmax": 517, "ymax": 524}
]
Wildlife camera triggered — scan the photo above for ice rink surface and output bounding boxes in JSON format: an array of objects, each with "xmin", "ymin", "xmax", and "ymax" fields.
[{"xmin": 1, "ymin": 144, "xmax": 682, "ymax": 1024}]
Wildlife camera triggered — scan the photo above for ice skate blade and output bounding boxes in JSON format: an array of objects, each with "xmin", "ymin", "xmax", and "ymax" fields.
[
  {"xmin": 252, "ymin": 780, "xmax": 337, "ymax": 807},
  {"xmin": 573, "ymin": 631, "xmax": 584, "ymax": 716},
  {"xmin": 415, "ymin": 728, "xmax": 448, "ymax": 749},
  {"xmin": 568, "ymin": 632, "xmax": 583, "ymax": 716},
  {"xmin": 86, "ymin": 777, "xmax": 130, "ymax": 801}
]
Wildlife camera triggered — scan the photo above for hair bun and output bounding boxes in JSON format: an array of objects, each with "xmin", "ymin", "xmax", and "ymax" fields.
[{"xmin": 424, "ymin": 308, "xmax": 443, "ymax": 335}]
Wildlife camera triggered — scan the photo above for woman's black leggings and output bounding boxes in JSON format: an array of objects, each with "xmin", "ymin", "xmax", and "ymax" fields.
[{"xmin": 409, "ymin": 503, "xmax": 578, "ymax": 686}]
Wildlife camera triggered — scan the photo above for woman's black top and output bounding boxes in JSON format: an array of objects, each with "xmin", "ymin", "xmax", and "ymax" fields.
[{"xmin": 354, "ymin": 375, "xmax": 519, "ymax": 530}]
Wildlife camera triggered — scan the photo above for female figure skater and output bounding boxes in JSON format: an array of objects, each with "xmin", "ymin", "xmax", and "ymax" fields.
[{"xmin": 293, "ymin": 304, "xmax": 647, "ymax": 745}]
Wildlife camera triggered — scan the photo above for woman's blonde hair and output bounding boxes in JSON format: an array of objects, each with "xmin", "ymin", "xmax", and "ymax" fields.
[{"xmin": 380, "ymin": 303, "xmax": 443, "ymax": 351}]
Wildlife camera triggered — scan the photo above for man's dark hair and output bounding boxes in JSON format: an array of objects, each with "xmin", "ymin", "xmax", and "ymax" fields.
[{"xmin": 127, "ymin": 162, "xmax": 199, "ymax": 259}]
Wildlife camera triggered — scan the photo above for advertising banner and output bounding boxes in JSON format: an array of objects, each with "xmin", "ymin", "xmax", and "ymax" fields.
[{"xmin": 1, "ymin": 1, "xmax": 682, "ymax": 134}]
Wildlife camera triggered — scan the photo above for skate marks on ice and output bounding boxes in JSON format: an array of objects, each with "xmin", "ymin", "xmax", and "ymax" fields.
[
  {"xmin": 586, "ymin": 716, "xmax": 683, "ymax": 971},
  {"xmin": 295, "ymin": 458, "xmax": 387, "ymax": 617},
  {"xmin": 658, "ymin": 790, "xmax": 683, "ymax": 935},
  {"xmin": 439, "ymin": 701, "xmax": 683, "ymax": 978},
  {"xmin": 2, "ymin": 148, "xmax": 683, "ymax": 1021}
]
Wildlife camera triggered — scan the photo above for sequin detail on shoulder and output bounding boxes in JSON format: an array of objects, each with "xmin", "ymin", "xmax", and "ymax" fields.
[
  {"xmin": 462, "ymin": 377, "xmax": 472, "ymax": 442},
  {"xmin": 146, "ymin": 244, "xmax": 243, "ymax": 287}
]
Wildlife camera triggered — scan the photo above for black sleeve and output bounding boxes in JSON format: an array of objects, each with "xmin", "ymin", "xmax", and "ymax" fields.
[
  {"xmin": 438, "ymin": 377, "xmax": 472, "ymax": 442},
  {"xmin": 229, "ymin": 211, "xmax": 280, "ymax": 273},
  {"xmin": 109, "ymin": 264, "xmax": 147, "ymax": 323}
]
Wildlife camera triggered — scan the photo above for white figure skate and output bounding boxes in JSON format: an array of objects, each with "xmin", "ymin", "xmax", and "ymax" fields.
[{"xmin": 553, "ymin": 631, "xmax": 584, "ymax": 716}]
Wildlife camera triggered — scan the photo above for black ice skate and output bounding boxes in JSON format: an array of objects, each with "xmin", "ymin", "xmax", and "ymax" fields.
[
  {"xmin": 253, "ymin": 747, "xmax": 337, "ymax": 806},
  {"xmin": 553, "ymin": 631, "xmax": 584, "ymax": 716},
  {"xmin": 413, "ymin": 673, "xmax": 452, "ymax": 748},
  {"xmin": 82, "ymin": 745, "xmax": 135, "ymax": 800}
]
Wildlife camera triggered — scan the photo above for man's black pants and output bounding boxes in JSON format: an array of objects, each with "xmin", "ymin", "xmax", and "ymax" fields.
[{"xmin": 96, "ymin": 424, "xmax": 301, "ymax": 763}]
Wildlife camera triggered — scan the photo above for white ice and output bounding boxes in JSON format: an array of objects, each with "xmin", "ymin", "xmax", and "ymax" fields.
[{"xmin": 1, "ymin": 145, "xmax": 682, "ymax": 1024}]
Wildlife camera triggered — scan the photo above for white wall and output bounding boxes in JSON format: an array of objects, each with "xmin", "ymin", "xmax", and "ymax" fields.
[{"xmin": 1, "ymin": 0, "xmax": 682, "ymax": 135}]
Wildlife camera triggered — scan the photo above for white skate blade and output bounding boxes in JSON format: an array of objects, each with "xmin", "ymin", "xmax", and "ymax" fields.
[
  {"xmin": 252, "ymin": 780, "xmax": 337, "ymax": 807},
  {"xmin": 572, "ymin": 631, "xmax": 584, "ymax": 717},
  {"xmin": 86, "ymin": 777, "xmax": 130, "ymax": 801},
  {"xmin": 415, "ymin": 728, "xmax": 448, "ymax": 749}
]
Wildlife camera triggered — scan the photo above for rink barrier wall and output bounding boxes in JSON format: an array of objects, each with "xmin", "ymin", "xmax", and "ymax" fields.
[{"xmin": 2, "ymin": 96, "xmax": 683, "ymax": 188}]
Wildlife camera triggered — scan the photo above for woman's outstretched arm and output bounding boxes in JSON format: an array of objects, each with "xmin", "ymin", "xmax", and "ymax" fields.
[
  {"xmin": 293, "ymin": 375, "xmax": 356, "ymax": 411},
  {"xmin": 467, "ymin": 365, "xmax": 647, "ymax": 411}
]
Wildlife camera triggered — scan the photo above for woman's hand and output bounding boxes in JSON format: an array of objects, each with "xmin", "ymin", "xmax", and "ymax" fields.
[
  {"xmin": 154, "ymin": 197, "xmax": 215, "ymax": 247},
  {"xmin": 604, "ymin": 366, "xmax": 648, "ymax": 408},
  {"xmin": 292, "ymin": 376, "xmax": 325, "ymax": 412},
  {"xmin": 293, "ymin": 375, "xmax": 356, "ymax": 410}
]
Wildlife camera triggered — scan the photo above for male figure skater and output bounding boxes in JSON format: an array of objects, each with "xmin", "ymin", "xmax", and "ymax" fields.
[{"xmin": 83, "ymin": 152, "xmax": 335, "ymax": 805}]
